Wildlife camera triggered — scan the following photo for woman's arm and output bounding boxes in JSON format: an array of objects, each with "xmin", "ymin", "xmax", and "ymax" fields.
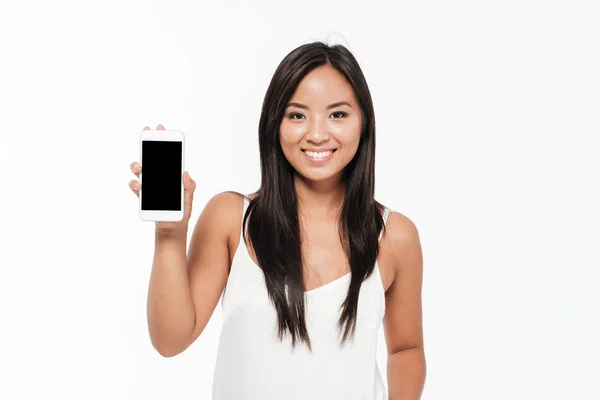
[
  {"xmin": 382, "ymin": 212, "xmax": 426, "ymax": 400},
  {"xmin": 147, "ymin": 191, "xmax": 237, "ymax": 357}
]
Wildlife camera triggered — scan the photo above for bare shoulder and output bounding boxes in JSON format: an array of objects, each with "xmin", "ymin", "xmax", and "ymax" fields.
[
  {"xmin": 202, "ymin": 191, "xmax": 259, "ymax": 263},
  {"xmin": 200, "ymin": 191, "xmax": 247, "ymax": 255},
  {"xmin": 204, "ymin": 190, "xmax": 244, "ymax": 215},
  {"xmin": 379, "ymin": 209, "xmax": 423, "ymax": 292},
  {"xmin": 385, "ymin": 210, "xmax": 421, "ymax": 250},
  {"xmin": 205, "ymin": 191, "xmax": 246, "ymax": 224}
]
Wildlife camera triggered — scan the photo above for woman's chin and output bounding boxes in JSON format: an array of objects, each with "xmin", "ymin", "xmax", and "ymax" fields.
[{"xmin": 296, "ymin": 168, "xmax": 343, "ymax": 184}]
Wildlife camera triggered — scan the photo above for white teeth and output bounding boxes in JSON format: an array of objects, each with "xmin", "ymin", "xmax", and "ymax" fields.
[{"xmin": 304, "ymin": 150, "xmax": 333, "ymax": 159}]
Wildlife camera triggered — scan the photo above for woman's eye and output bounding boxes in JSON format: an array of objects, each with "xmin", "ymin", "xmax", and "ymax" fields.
[
  {"xmin": 331, "ymin": 111, "xmax": 347, "ymax": 119},
  {"xmin": 288, "ymin": 113, "xmax": 305, "ymax": 120}
]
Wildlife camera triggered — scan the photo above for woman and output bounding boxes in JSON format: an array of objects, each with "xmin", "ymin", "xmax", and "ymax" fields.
[{"xmin": 129, "ymin": 41, "xmax": 426, "ymax": 400}]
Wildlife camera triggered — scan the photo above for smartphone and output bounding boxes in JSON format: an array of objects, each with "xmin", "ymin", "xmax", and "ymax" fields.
[{"xmin": 139, "ymin": 129, "xmax": 185, "ymax": 222}]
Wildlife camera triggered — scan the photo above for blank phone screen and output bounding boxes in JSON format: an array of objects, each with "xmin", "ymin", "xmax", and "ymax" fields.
[{"xmin": 141, "ymin": 140, "xmax": 182, "ymax": 211}]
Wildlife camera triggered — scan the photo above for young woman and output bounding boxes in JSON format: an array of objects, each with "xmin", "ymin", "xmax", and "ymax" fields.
[{"xmin": 129, "ymin": 41, "xmax": 426, "ymax": 400}]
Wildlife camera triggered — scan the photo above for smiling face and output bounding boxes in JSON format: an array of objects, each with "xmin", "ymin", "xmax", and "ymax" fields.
[{"xmin": 279, "ymin": 64, "xmax": 363, "ymax": 186}]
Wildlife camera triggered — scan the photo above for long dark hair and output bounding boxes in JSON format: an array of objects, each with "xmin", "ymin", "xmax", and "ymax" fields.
[{"xmin": 242, "ymin": 41, "xmax": 387, "ymax": 352}]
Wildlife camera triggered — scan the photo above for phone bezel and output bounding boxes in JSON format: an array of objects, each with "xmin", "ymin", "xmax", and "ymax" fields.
[{"xmin": 138, "ymin": 129, "xmax": 185, "ymax": 222}]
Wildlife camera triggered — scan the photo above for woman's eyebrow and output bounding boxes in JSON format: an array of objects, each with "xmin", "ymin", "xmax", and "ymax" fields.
[{"xmin": 286, "ymin": 101, "xmax": 352, "ymax": 110}]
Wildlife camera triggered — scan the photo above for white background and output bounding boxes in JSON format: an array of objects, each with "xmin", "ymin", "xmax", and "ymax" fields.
[{"xmin": 1, "ymin": 0, "xmax": 598, "ymax": 399}]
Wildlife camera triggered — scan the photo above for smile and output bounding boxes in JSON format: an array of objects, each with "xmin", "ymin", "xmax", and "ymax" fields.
[{"xmin": 301, "ymin": 149, "xmax": 337, "ymax": 164}]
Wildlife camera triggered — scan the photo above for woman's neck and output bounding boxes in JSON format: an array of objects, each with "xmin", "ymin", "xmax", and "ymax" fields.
[{"xmin": 294, "ymin": 173, "xmax": 346, "ymax": 220}]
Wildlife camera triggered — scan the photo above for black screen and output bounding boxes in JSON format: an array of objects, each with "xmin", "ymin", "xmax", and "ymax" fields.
[{"xmin": 141, "ymin": 140, "xmax": 182, "ymax": 211}]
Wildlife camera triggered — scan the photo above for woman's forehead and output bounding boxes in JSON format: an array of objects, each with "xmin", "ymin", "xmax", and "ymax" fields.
[{"xmin": 289, "ymin": 67, "xmax": 357, "ymax": 107}]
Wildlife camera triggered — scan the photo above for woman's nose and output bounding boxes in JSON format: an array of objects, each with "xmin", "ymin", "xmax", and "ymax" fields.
[{"xmin": 306, "ymin": 118, "xmax": 330, "ymax": 143}]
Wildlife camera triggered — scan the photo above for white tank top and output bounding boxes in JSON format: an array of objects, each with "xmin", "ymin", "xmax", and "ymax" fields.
[{"xmin": 212, "ymin": 195, "xmax": 390, "ymax": 400}]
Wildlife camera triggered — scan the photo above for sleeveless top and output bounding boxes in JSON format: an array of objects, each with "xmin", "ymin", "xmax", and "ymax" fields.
[{"xmin": 212, "ymin": 195, "xmax": 391, "ymax": 400}]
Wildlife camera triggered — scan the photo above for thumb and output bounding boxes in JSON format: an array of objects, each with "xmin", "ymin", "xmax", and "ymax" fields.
[{"xmin": 183, "ymin": 171, "xmax": 196, "ymax": 217}]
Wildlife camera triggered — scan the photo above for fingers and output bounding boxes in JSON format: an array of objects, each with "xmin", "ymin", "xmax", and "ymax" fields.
[
  {"xmin": 183, "ymin": 171, "xmax": 196, "ymax": 192},
  {"xmin": 129, "ymin": 179, "xmax": 140, "ymax": 197},
  {"xmin": 130, "ymin": 161, "xmax": 141, "ymax": 177},
  {"xmin": 143, "ymin": 124, "xmax": 164, "ymax": 130},
  {"xmin": 183, "ymin": 172, "xmax": 195, "ymax": 218},
  {"xmin": 129, "ymin": 160, "xmax": 141, "ymax": 196}
]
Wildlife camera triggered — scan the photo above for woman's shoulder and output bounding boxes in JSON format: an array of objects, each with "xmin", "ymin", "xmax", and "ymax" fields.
[
  {"xmin": 205, "ymin": 190, "xmax": 257, "ymax": 230},
  {"xmin": 378, "ymin": 199, "xmax": 418, "ymax": 240},
  {"xmin": 376, "ymin": 204, "xmax": 421, "ymax": 291},
  {"xmin": 200, "ymin": 191, "xmax": 252, "ymax": 257},
  {"xmin": 385, "ymin": 210, "xmax": 419, "ymax": 240},
  {"xmin": 206, "ymin": 191, "xmax": 252, "ymax": 221}
]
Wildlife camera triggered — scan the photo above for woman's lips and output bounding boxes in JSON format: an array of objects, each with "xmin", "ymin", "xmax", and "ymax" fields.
[{"xmin": 301, "ymin": 149, "xmax": 336, "ymax": 164}]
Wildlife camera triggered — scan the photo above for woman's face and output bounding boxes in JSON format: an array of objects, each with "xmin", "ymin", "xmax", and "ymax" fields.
[{"xmin": 279, "ymin": 64, "xmax": 362, "ymax": 184}]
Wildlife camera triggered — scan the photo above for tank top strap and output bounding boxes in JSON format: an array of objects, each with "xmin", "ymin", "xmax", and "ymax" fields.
[
  {"xmin": 222, "ymin": 193, "xmax": 253, "ymax": 309},
  {"xmin": 240, "ymin": 194, "xmax": 250, "ymax": 242},
  {"xmin": 378, "ymin": 206, "xmax": 391, "ymax": 242},
  {"xmin": 242, "ymin": 194, "xmax": 250, "ymax": 214}
]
